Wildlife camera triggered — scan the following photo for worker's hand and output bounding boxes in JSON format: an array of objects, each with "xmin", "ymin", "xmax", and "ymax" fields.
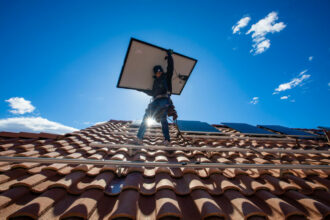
[
  {"xmin": 167, "ymin": 49, "xmax": 173, "ymax": 55},
  {"xmin": 165, "ymin": 49, "xmax": 173, "ymax": 60}
]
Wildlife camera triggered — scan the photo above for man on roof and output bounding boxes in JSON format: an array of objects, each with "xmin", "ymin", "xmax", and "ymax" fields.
[{"xmin": 131, "ymin": 49, "xmax": 177, "ymax": 146}]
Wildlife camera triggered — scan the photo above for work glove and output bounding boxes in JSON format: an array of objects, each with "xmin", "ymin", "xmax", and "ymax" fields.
[
  {"xmin": 165, "ymin": 49, "xmax": 173, "ymax": 60},
  {"xmin": 167, "ymin": 49, "xmax": 173, "ymax": 55}
]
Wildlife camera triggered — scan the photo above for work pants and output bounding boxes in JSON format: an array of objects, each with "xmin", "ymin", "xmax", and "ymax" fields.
[{"xmin": 137, "ymin": 98, "xmax": 170, "ymax": 141}]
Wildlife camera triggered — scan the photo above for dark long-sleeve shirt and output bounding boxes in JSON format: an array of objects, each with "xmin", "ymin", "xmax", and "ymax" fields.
[{"xmin": 141, "ymin": 51, "xmax": 174, "ymax": 98}]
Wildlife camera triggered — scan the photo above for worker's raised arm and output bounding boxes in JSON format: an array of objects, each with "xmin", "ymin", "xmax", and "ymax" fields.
[{"xmin": 166, "ymin": 49, "xmax": 174, "ymax": 94}]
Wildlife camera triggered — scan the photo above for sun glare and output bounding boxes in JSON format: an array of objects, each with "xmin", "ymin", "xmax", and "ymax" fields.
[{"xmin": 146, "ymin": 117, "xmax": 156, "ymax": 127}]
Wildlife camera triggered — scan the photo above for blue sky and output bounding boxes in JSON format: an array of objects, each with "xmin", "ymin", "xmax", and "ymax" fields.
[{"xmin": 1, "ymin": 0, "xmax": 329, "ymax": 133}]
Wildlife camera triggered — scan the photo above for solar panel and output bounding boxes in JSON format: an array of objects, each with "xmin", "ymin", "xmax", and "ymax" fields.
[
  {"xmin": 117, "ymin": 38, "xmax": 197, "ymax": 95},
  {"xmin": 222, "ymin": 122, "xmax": 276, "ymax": 135},
  {"xmin": 313, "ymin": 130, "xmax": 325, "ymax": 135},
  {"xmin": 177, "ymin": 120, "xmax": 221, "ymax": 133},
  {"xmin": 258, "ymin": 125, "xmax": 316, "ymax": 137},
  {"xmin": 319, "ymin": 126, "xmax": 330, "ymax": 131},
  {"xmin": 319, "ymin": 127, "xmax": 330, "ymax": 142}
]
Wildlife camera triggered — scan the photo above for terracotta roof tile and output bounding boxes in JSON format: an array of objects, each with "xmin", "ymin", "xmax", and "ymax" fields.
[
  {"xmin": 56, "ymin": 170, "xmax": 85, "ymax": 186},
  {"xmin": 57, "ymin": 165, "xmax": 77, "ymax": 175},
  {"xmin": 111, "ymin": 189, "xmax": 140, "ymax": 218},
  {"xmin": 0, "ymin": 168, "xmax": 27, "ymax": 185},
  {"xmin": 0, "ymin": 190, "xmax": 38, "ymax": 218},
  {"xmin": 0, "ymin": 186, "xmax": 30, "ymax": 209},
  {"xmin": 0, "ymin": 131, "xmax": 62, "ymax": 140},
  {"xmin": 191, "ymin": 189, "xmax": 226, "ymax": 219},
  {"xmin": 61, "ymin": 188, "xmax": 104, "ymax": 219},
  {"xmin": 284, "ymin": 190, "xmax": 330, "ymax": 219},
  {"xmin": 224, "ymin": 189, "xmax": 266, "ymax": 219},
  {"xmin": 156, "ymin": 188, "xmax": 182, "ymax": 219},
  {"xmin": 9, "ymin": 188, "xmax": 66, "ymax": 219},
  {"xmin": 40, "ymin": 192, "xmax": 78, "ymax": 219},
  {"xmin": 255, "ymin": 189, "xmax": 305, "ymax": 219},
  {"xmin": 12, "ymin": 170, "xmax": 56, "ymax": 188},
  {"xmin": 0, "ymin": 120, "xmax": 329, "ymax": 219}
]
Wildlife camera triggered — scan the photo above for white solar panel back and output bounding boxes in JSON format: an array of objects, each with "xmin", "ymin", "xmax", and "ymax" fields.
[{"xmin": 117, "ymin": 38, "xmax": 197, "ymax": 95}]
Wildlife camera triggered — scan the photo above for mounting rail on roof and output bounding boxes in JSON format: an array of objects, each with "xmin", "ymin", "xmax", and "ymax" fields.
[
  {"xmin": 0, "ymin": 156, "xmax": 329, "ymax": 170},
  {"xmin": 110, "ymin": 130, "xmax": 315, "ymax": 142},
  {"xmin": 89, "ymin": 143, "xmax": 330, "ymax": 155}
]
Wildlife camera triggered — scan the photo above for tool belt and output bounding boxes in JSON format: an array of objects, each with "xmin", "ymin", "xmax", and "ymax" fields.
[
  {"xmin": 167, "ymin": 104, "xmax": 178, "ymax": 120},
  {"xmin": 167, "ymin": 98, "xmax": 178, "ymax": 121},
  {"xmin": 151, "ymin": 93, "xmax": 178, "ymax": 121}
]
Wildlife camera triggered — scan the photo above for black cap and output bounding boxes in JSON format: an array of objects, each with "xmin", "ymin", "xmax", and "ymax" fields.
[{"xmin": 153, "ymin": 65, "xmax": 163, "ymax": 74}]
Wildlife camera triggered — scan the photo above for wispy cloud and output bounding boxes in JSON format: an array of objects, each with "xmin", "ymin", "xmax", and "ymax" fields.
[
  {"xmin": 0, "ymin": 117, "xmax": 78, "ymax": 134},
  {"xmin": 250, "ymin": 97, "xmax": 259, "ymax": 104},
  {"xmin": 232, "ymin": 16, "xmax": 251, "ymax": 34},
  {"xmin": 2, "ymin": 97, "xmax": 78, "ymax": 134},
  {"xmin": 280, "ymin": 95, "xmax": 290, "ymax": 100},
  {"xmin": 328, "ymin": 82, "xmax": 330, "ymax": 87},
  {"xmin": 252, "ymin": 39, "xmax": 270, "ymax": 54},
  {"xmin": 246, "ymin": 12, "xmax": 286, "ymax": 55},
  {"xmin": 273, "ymin": 70, "xmax": 310, "ymax": 94},
  {"xmin": 298, "ymin": 69, "xmax": 308, "ymax": 76},
  {"xmin": 308, "ymin": 56, "xmax": 313, "ymax": 61},
  {"xmin": 5, "ymin": 97, "xmax": 35, "ymax": 114}
]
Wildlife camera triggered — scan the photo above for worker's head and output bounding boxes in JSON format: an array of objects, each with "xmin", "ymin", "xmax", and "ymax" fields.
[{"xmin": 153, "ymin": 65, "xmax": 163, "ymax": 78}]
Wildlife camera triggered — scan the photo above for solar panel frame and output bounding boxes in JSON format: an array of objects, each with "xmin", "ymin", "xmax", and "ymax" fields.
[
  {"xmin": 176, "ymin": 120, "xmax": 221, "ymax": 134},
  {"xmin": 258, "ymin": 125, "xmax": 317, "ymax": 137},
  {"xmin": 222, "ymin": 122, "xmax": 280, "ymax": 136}
]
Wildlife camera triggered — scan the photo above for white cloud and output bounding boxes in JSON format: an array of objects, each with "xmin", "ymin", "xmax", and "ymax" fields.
[
  {"xmin": 5, "ymin": 97, "xmax": 35, "ymax": 114},
  {"xmin": 250, "ymin": 97, "xmax": 259, "ymax": 104},
  {"xmin": 280, "ymin": 95, "xmax": 290, "ymax": 100},
  {"xmin": 0, "ymin": 117, "xmax": 78, "ymax": 135},
  {"xmin": 328, "ymin": 82, "xmax": 330, "ymax": 87},
  {"xmin": 246, "ymin": 12, "xmax": 286, "ymax": 55},
  {"xmin": 232, "ymin": 16, "xmax": 251, "ymax": 34},
  {"xmin": 298, "ymin": 69, "xmax": 308, "ymax": 76},
  {"xmin": 246, "ymin": 12, "xmax": 286, "ymax": 38},
  {"xmin": 251, "ymin": 39, "xmax": 270, "ymax": 54},
  {"xmin": 273, "ymin": 70, "xmax": 310, "ymax": 94},
  {"xmin": 308, "ymin": 56, "xmax": 313, "ymax": 61}
]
